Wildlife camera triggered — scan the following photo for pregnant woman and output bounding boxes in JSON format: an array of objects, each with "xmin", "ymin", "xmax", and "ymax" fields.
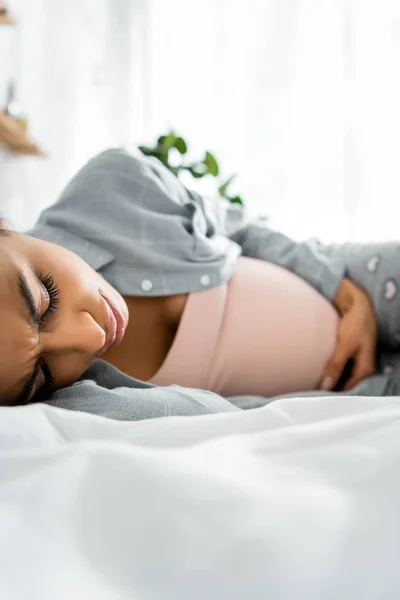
[{"xmin": 0, "ymin": 149, "xmax": 396, "ymax": 416}]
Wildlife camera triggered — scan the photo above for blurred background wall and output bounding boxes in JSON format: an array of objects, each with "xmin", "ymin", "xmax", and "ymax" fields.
[
  {"xmin": 0, "ymin": 0, "xmax": 147, "ymax": 229},
  {"xmin": 1, "ymin": 0, "xmax": 400, "ymax": 242}
]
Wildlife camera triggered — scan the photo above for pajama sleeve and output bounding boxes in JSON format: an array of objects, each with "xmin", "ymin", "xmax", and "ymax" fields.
[
  {"xmin": 209, "ymin": 197, "xmax": 345, "ymax": 302},
  {"xmin": 44, "ymin": 361, "xmax": 241, "ymax": 421}
]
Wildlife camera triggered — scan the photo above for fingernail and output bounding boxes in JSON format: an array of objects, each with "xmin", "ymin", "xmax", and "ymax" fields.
[{"xmin": 320, "ymin": 376, "xmax": 334, "ymax": 391}]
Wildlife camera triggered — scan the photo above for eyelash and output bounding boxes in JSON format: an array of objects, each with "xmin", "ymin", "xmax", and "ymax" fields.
[
  {"xmin": 35, "ymin": 272, "xmax": 60, "ymax": 397},
  {"xmin": 39, "ymin": 272, "xmax": 60, "ymax": 322},
  {"xmin": 38, "ymin": 358, "xmax": 55, "ymax": 396}
]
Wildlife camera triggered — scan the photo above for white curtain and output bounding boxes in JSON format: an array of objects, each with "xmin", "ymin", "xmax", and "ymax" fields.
[
  {"xmin": 0, "ymin": 0, "xmax": 147, "ymax": 230},
  {"xmin": 144, "ymin": 0, "xmax": 400, "ymax": 243},
  {"xmin": 1, "ymin": 0, "xmax": 400, "ymax": 242}
]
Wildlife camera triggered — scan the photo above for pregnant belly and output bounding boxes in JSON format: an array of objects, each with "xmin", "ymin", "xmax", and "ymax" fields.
[{"xmin": 208, "ymin": 257, "xmax": 340, "ymax": 397}]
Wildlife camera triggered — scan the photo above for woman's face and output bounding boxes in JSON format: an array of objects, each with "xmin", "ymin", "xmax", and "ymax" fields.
[{"xmin": 0, "ymin": 232, "xmax": 129, "ymax": 406}]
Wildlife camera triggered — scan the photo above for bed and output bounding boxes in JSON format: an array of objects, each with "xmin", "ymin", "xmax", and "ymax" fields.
[{"xmin": 1, "ymin": 394, "xmax": 400, "ymax": 599}]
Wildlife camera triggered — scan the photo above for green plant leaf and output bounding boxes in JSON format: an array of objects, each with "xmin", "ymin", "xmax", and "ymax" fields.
[
  {"xmin": 189, "ymin": 163, "xmax": 207, "ymax": 178},
  {"xmin": 140, "ymin": 134, "xmax": 246, "ymax": 206},
  {"xmin": 169, "ymin": 166, "xmax": 181, "ymax": 176},
  {"xmin": 175, "ymin": 137, "xmax": 187, "ymax": 154},
  {"xmin": 163, "ymin": 131, "xmax": 178, "ymax": 150},
  {"xmin": 138, "ymin": 145, "xmax": 156, "ymax": 156},
  {"xmin": 228, "ymin": 195, "xmax": 243, "ymax": 205},
  {"xmin": 159, "ymin": 152, "xmax": 171, "ymax": 166},
  {"xmin": 147, "ymin": 149, "xmax": 169, "ymax": 168},
  {"xmin": 204, "ymin": 151, "xmax": 219, "ymax": 176},
  {"xmin": 218, "ymin": 175, "xmax": 236, "ymax": 197}
]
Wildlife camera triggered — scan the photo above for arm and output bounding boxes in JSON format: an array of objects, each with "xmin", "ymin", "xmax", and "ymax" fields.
[
  {"xmin": 321, "ymin": 278, "xmax": 377, "ymax": 390},
  {"xmin": 47, "ymin": 384, "xmax": 240, "ymax": 420},
  {"xmin": 45, "ymin": 361, "xmax": 241, "ymax": 421},
  {"xmin": 38, "ymin": 148, "xmax": 345, "ymax": 302},
  {"xmin": 210, "ymin": 197, "xmax": 345, "ymax": 301},
  {"xmin": 35, "ymin": 149, "xmax": 376, "ymax": 392},
  {"xmin": 208, "ymin": 198, "xmax": 378, "ymax": 390}
]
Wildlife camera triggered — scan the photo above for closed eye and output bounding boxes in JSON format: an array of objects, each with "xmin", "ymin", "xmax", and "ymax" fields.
[
  {"xmin": 38, "ymin": 272, "xmax": 60, "ymax": 324},
  {"xmin": 15, "ymin": 271, "xmax": 58, "ymax": 405}
]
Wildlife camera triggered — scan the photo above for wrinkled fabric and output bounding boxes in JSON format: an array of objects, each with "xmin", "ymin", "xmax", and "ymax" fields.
[{"xmin": 2, "ymin": 395, "xmax": 400, "ymax": 599}]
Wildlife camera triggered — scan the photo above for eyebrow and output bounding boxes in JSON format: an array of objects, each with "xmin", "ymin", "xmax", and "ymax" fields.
[{"xmin": 14, "ymin": 271, "xmax": 41, "ymax": 405}]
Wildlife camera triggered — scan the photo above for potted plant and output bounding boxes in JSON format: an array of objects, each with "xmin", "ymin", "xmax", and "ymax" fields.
[{"xmin": 139, "ymin": 131, "xmax": 244, "ymax": 205}]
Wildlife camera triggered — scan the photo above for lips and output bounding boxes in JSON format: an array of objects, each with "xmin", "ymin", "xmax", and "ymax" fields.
[{"xmin": 100, "ymin": 293, "xmax": 127, "ymax": 353}]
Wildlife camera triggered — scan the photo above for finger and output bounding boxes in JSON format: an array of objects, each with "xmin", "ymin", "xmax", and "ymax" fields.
[
  {"xmin": 342, "ymin": 346, "xmax": 376, "ymax": 391},
  {"xmin": 320, "ymin": 341, "xmax": 353, "ymax": 390}
]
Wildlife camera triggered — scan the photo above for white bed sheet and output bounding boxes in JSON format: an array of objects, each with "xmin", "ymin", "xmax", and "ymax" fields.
[{"xmin": 1, "ymin": 395, "xmax": 400, "ymax": 600}]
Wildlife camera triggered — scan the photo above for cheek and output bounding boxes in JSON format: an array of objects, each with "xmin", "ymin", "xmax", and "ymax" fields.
[
  {"xmin": 46, "ymin": 246, "xmax": 126, "ymax": 316},
  {"xmin": 56, "ymin": 253, "xmax": 102, "ymax": 295},
  {"xmin": 53, "ymin": 354, "xmax": 93, "ymax": 386}
]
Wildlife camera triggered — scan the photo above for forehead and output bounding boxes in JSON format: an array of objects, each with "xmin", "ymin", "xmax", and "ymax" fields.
[{"xmin": 0, "ymin": 240, "xmax": 20, "ymax": 307}]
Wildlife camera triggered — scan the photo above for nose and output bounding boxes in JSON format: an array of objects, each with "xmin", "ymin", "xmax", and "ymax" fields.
[{"xmin": 41, "ymin": 311, "xmax": 106, "ymax": 357}]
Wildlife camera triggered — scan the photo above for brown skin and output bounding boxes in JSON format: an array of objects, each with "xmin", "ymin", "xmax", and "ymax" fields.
[
  {"xmin": 0, "ymin": 232, "xmax": 129, "ymax": 406},
  {"xmin": 102, "ymin": 294, "xmax": 188, "ymax": 381},
  {"xmin": 0, "ymin": 232, "xmax": 378, "ymax": 406},
  {"xmin": 321, "ymin": 278, "xmax": 377, "ymax": 391}
]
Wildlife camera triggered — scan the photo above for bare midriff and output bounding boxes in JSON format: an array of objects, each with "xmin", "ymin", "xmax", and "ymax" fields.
[{"xmin": 103, "ymin": 258, "xmax": 339, "ymax": 395}]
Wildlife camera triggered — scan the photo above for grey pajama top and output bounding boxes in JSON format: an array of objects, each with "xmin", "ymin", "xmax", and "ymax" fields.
[{"xmin": 25, "ymin": 148, "xmax": 372, "ymax": 420}]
